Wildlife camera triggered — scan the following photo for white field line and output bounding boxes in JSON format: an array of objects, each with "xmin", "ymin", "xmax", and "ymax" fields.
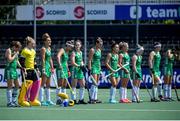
[{"xmin": 0, "ymin": 108, "xmax": 180, "ymax": 112}]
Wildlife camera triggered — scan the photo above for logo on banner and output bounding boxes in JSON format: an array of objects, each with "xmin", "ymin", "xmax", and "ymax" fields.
[
  {"xmin": 74, "ymin": 6, "xmax": 84, "ymax": 19},
  {"xmin": 36, "ymin": 6, "xmax": 45, "ymax": 19},
  {"xmin": 130, "ymin": 6, "xmax": 142, "ymax": 19}
]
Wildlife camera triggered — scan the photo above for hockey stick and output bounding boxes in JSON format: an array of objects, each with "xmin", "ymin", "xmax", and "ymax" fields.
[
  {"xmin": 173, "ymin": 78, "xmax": 180, "ymax": 101},
  {"xmin": 141, "ymin": 78, "xmax": 153, "ymax": 100},
  {"xmin": 103, "ymin": 63, "xmax": 129, "ymax": 79},
  {"xmin": 61, "ymin": 70, "xmax": 75, "ymax": 95}
]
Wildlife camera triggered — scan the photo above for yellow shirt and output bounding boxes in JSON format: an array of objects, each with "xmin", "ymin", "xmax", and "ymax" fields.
[{"xmin": 21, "ymin": 47, "xmax": 36, "ymax": 69}]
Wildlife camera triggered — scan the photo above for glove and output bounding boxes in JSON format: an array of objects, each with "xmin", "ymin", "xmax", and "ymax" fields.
[
  {"xmin": 42, "ymin": 68, "xmax": 46, "ymax": 74},
  {"xmin": 80, "ymin": 65, "xmax": 86, "ymax": 72},
  {"xmin": 88, "ymin": 69, "xmax": 91, "ymax": 75},
  {"xmin": 51, "ymin": 68, "xmax": 55, "ymax": 73},
  {"xmin": 136, "ymin": 73, "xmax": 141, "ymax": 78}
]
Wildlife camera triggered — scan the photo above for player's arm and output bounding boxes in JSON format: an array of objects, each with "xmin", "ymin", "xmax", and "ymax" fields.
[
  {"xmin": 56, "ymin": 48, "xmax": 64, "ymax": 69},
  {"xmin": 41, "ymin": 47, "xmax": 46, "ymax": 69},
  {"xmin": 71, "ymin": 52, "xmax": 79, "ymax": 67},
  {"xmin": 132, "ymin": 55, "xmax": 137, "ymax": 73},
  {"xmin": 50, "ymin": 48, "xmax": 54, "ymax": 73},
  {"xmin": 5, "ymin": 49, "xmax": 18, "ymax": 62},
  {"xmin": 149, "ymin": 51, "xmax": 154, "ymax": 74},
  {"xmin": 118, "ymin": 54, "xmax": 128, "ymax": 73},
  {"xmin": 88, "ymin": 48, "xmax": 94, "ymax": 70},
  {"xmin": 105, "ymin": 53, "xmax": 115, "ymax": 72}
]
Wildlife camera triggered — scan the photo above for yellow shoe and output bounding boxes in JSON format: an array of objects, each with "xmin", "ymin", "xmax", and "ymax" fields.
[
  {"xmin": 19, "ymin": 101, "xmax": 30, "ymax": 107},
  {"xmin": 30, "ymin": 99, "xmax": 41, "ymax": 106}
]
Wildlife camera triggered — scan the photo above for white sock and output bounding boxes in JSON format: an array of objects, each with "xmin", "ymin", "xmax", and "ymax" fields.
[
  {"xmin": 137, "ymin": 87, "xmax": 140, "ymax": 99},
  {"xmin": 95, "ymin": 87, "xmax": 98, "ymax": 100},
  {"xmin": 79, "ymin": 87, "xmax": 85, "ymax": 100},
  {"xmin": 39, "ymin": 87, "xmax": 44, "ymax": 102},
  {"xmin": 120, "ymin": 87, "xmax": 124, "ymax": 100},
  {"xmin": 45, "ymin": 88, "xmax": 51, "ymax": 102},
  {"xmin": 168, "ymin": 84, "xmax": 172, "ymax": 98},
  {"xmin": 157, "ymin": 84, "xmax": 162, "ymax": 96},
  {"xmin": 90, "ymin": 85, "xmax": 95, "ymax": 100},
  {"xmin": 71, "ymin": 87, "xmax": 76, "ymax": 100},
  {"xmin": 164, "ymin": 84, "xmax": 168, "ymax": 98},
  {"xmin": 12, "ymin": 88, "xmax": 18, "ymax": 102},
  {"xmin": 56, "ymin": 87, "xmax": 61, "ymax": 100},
  {"xmin": 152, "ymin": 86, "xmax": 157, "ymax": 98},
  {"xmin": 62, "ymin": 87, "xmax": 66, "ymax": 94},
  {"xmin": 125, "ymin": 88, "xmax": 127, "ymax": 99},
  {"xmin": 6, "ymin": 89, "xmax": 12, "ymax": 104}
]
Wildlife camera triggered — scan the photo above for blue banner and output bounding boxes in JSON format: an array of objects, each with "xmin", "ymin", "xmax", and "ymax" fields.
[
  {"xmin": 84, "ymin": 68, "xmax": 180, "ymax": 88},
  {"xmin": 115, "ymin": 5, "xmax": 180, "ymax": 20}
]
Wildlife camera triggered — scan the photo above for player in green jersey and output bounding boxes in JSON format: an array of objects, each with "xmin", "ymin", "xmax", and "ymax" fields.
[
  {"xmin": 88, "ymin": 37, "xmax": 103, "ymax": 104},
  {"xmin": 71, "ymin": 40, "xmax": 87, "ymax": 104},
  {"xmin": 149, "ymin": 42, "xmax": 164, "ymax": 102},
  {"xmin": 131, "ymin": 45, "xmax": 144, "ymax": 102},
  {"xmin": 56, "ymin": 40, "xmax": 74, "ymax": 105},
  {"xmin": 119, "ymin": 42, "xmax": 131, "ymax": 103},
  {"xmin": 5, "ymin": 41, "xmax": 22, "ymax": 107},
  {"xmin": 39, "ymin": 33, "xmax": 55, "ymax": 106},
  {"xmin": 105, "ymin": 41, "xmax": 120, "ymax": 103}
]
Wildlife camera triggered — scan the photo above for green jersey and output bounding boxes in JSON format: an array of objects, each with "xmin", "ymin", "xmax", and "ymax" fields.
[
  {"xmin": 43, "ymin": 48, "xmax": 52, "ymax": 77},
  {"xmin": 153, "ymin": 51, "xmax": 161, "ymax": 77},
  {"xmin": 72, "ymin": 51, "xmax": 84, "ymax": 79},
  {"xmin": 91, "ymin": 49, "xmax": 101, "ymax": 74},
  {"xmin": 109, "ymin": 53, "xmax": 119, "ymax": 78},
  {"xmin": 164, "ymin": 52, "xmax": 174, "ymax": 75},
  {"xmin": 132, "ymin": 55, "xmax": 142, "ymax": 80},
  {"xmin": 56, "ymin": 49, "xmax": 69, "ymax": 79},
  {"xmin": 120, "ymin": 52, "xmax": 130, "ymax": 78},
  {"xmin": 4, "ymin": 49, "xmax": 18, "ymax": 80}
]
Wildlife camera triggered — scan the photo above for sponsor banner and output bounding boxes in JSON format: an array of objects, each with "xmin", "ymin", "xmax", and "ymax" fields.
[
  {"xmin": 115, "ymin": 4, "xmax": 180, "ymax": 20},
  {"xmin": 0, "ymin": 68, "xmax": 180, "ymax": 88},
  {"xmin": 16, "ymin": 5, "xmax": 114, "ymax": 20}
]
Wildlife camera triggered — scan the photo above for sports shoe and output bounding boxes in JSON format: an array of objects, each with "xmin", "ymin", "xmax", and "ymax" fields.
[
  {"xmin": 56, "ymin": 99, "xmax": 62, "ymax": 105},
  {"xmin": 74, "ymin": 100, "xmax": 78, "ymax": 104},
  {"xmin": 109, "ymin": 99, "xmax": 117, "ymax": 104},
  {"xmin": 95, "ymin": 99, "xmax": 102, "ymax": 103},
  {"xmin": 119, "ymin": 99, "xmax": 128, "ymax": 103},
  {"xmin": 168, "ymin": 98, "xmax": 175, "ymax": 101},
  {"xmin": 151, "ymin": 98, "xmax": 160, "ymax": 102},
  {"xmin": 12, "ymin": 101, "xmax": 20, "ymax": 107},
  {"xmin": 88, "ymin": 100, "xmax": 96, "ymax": 104},
  {"xmin": 7, "ymin": 102, "xmax": 15, "ymax": 107},
  {"xmin": 78, "ymin": 99, "xmax": 87, "ymax": 104},
  {"xmin": 124, "ymin": 98, "xmax": 132, "ymax": 103},
  {"xmin": 158, "ymin": 95, "xmax": 165, "ymax": 101},
  {"xmin": 46, "ymin": 101, "xmax": 55, "ymax": 106},
  {"xmin": 41, "ymin": 101, "xmax": 49, "ymax": 106}
]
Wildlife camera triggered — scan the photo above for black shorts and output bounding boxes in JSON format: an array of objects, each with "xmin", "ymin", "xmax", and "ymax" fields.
[{"xmin": 25, "ymin": 69, "xmax": 38, "ymax": 81}]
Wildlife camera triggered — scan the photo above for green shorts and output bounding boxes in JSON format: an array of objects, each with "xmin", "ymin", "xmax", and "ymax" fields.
[
  {"xmin": 132, "ymin": 70, "xmax": 142, "ymax": 80},
  {"xmin": 154, "ymin": 70, "xmax": 161, "ymax": 77},
  {"xmin": 164, "ymin": 66, "xmax": 173, "ymax": 76},
  {"xmin": 56, "ymin": 66, "xmax": 68, "ymax": 79},
  {"xmin": 120, "ymin": 67, "xmax": 130, "ymax": 78},
  {"xmin": 42, "ymin": 65, "xmax": 51, "ymax": 78},
  {"xmin": 108, "ymin": 71, "xmax": 119, "ymax": 78},
  {"xmin": 71, "ymin": 67, "xmax": 84, "ymax": 80},
  {"xmin": 4, "ymin": 68, "xmax": 18, "ymax": 80},
  {"xmin": 91, "ymin": 66, "xmax": 101, "ymax": 75}
]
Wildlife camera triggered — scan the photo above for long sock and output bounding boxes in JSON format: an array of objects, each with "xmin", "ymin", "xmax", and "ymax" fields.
[
  {"xmin": 120, "ymin": 87, "xmax": 124, "ymax": 100},
  {"xmin": 132, "ymin": 86, "xmax": 137, "ymax": 101},
  {"xmin": 45, "ymin": 88, "xmax": 50, "ymax": 102},
  {"xmin": 79, "ymin": 87, "xmax": 85, "ymax": 100},
  {"xmin": 7, "ymin": 89, "xmax": 12, "ymax": 104},
  {"xmin": 90, "ymin": 85, "xmax": 95, "ymax": 100},
  {"xmin": 163, "ymin": 84, "xmax": 168, "ymax": 98},
  {"xmin": 168, "ymin": 84, "xmax": 172, "ymax": 98},
  {"xmin": 39, "ymin": 87, "xmax": 44, "ymax": 102},
  {"xmin": 137, "ymin": 87, "xmax": 140, "ymax": 99},
  {"xmin": 157, "ymin": 84, "xmax": 162, "ymax": 96},
  {"xmin": 71, "ymin": 87, "xmax": 76, "ymax": 100},
  {"xmin": 125, "ymin": 88, "xmax": 127, "ymax": 99},
  {"xmin": 12, "ymin": 88, "xmax": 18, "ymax": 103},
  {"xmin": 56, "ymin": 87, "xmax": 61, "ymax": 100},
  {"xmin": 152, "ymin": 86, "xmax": 157, "ymax": 98},
  {"xmin": 62, "ymin": 87, "xmax": 66, "ymax": 94},
  {"xmin": 95, "ymin": 87, "xmax": 98, "ymax": 100},
  {"xmin": 110, "ymin": 86, "xmax": 113, "ymax": 100}
]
